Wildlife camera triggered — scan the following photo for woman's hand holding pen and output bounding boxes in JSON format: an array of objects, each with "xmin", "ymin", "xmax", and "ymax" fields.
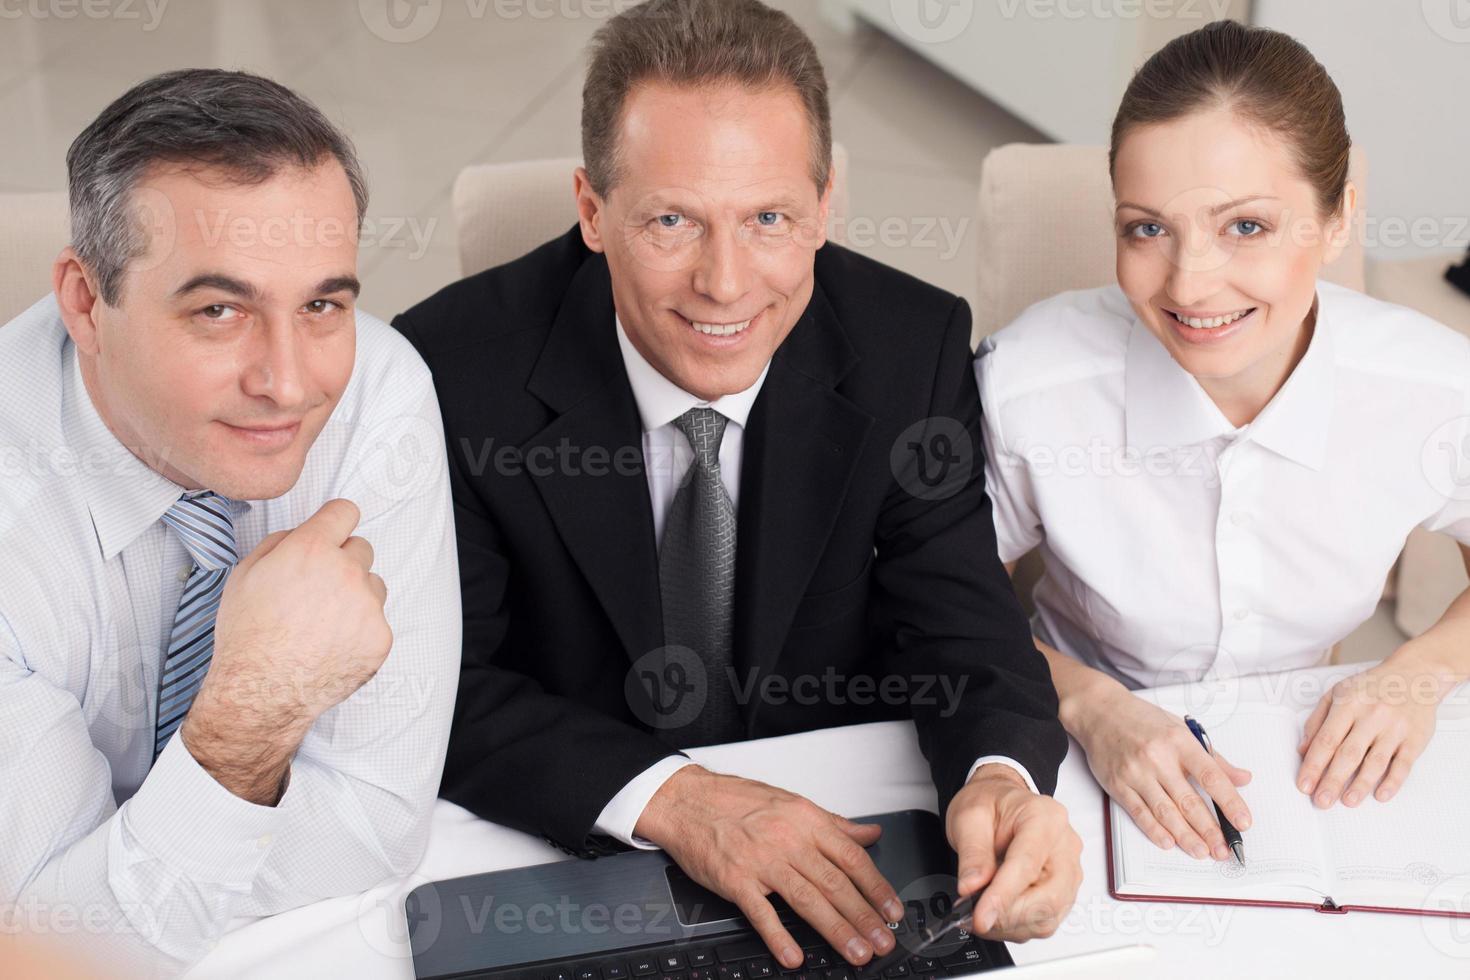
[{"xmin": 1069, "ymin": 685, "xmax": 1253, "ymax": 861}]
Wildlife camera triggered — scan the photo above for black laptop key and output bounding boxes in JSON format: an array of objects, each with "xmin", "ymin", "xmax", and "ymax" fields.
[
  {"xmin": 605, "ymin": 967, "xmax": 629, "ymax": 980},
  {"xmin": 804, "ymin": 951, "xmax": 832, "ymax": 970},
  {"xmin": 690, "ymin": 952, "xmax": 715, "ymax": 969},
  {"xmin": 632, "ymin": 958, "xmax": 659, "ymax": 977},
  {"xmin": 549, "ymin": 971, "xmax": 573, "ymax": 980},
  {"xmin": 748, "ymin": 959, "xmax": 775, "ymax": 979},
  {"xmin": 908, "ymin": 958, "xmax": 939, "ymax": 974},
  {"xmin": 717, "ymin": 940, "xmax": 768, "ymax": 964},
  {"xmin": 882, "ymin": 964, "xmax": 908, "ymax": 979},
  {"xmin": 938, "ymin": 943, "xmax": 989, "ymax": 975},
  {"xmin": 577, "ymin": 968, "xmax": 600, "ymax": 980},
  {"xmin": 661, "ymin": 954, "xmax": 686, "ymax": 972},
  {"xmin": 689, "ymin": 967, "xmax": 716, "ymax": 980},
  {"xmin": 824, "ymin": 969, "xmax": 853, "ymax": 980}
]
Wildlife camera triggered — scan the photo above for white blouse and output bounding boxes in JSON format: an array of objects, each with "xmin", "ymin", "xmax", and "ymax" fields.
[{"xmin": 974, "ymin": 281, "xmax": 1470, "ymax": 690}]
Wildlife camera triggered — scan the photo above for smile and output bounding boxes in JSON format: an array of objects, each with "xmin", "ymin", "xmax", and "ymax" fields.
[
  {"xmin": 687, "ymin": 316, "xmax": 754, "ymax": 337},
  {"xmin": 1165, "ymin": 307, "xmax": 1256, "ymax": 330}
]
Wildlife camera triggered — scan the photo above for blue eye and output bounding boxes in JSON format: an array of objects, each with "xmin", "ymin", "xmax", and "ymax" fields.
[
  {"xmin": 656, "ymin": 214, "xmax": 683, "ymax": 228},
  {"xmin": 1229, "ymin": 219, "xmax": 1263, "ymax": 237},
  {"xmin": 756, "ymin": 211, "xmax": 783, "ymax": 227},
  {"xmin": 1130, "ymin": 222, "xmax": 1164, "ymax": 239}
]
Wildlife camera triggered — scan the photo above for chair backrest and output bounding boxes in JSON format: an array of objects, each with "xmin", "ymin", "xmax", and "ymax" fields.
[
  {"xmin": 972, "ymin": 143, "xmax": 1369, "ymax": 342},
  {"xmin": 0, "ymin": 191, "xmax": 69, "ymax": 324},
  {"xmin": 452, "ymin": 143, "xmax": 851, "ymax": 278}
]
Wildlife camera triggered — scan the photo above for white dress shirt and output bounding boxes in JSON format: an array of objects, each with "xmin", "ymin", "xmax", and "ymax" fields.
[
  {"xmin": 0, "ymin": 295, "xmax": 461, "ymax": 976},
  {"xmin": 975, "ymin": 281, "xmax": 1470, "ymax": 690},
  {"xmin": 594, "ymin": 317, "xmax": 1035, "ymax": 849}
]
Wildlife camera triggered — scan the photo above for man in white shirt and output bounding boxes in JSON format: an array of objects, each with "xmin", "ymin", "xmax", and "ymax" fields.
[{"xmin": 0, "ymin": 69, "xmax": 460, "ymax": 977}]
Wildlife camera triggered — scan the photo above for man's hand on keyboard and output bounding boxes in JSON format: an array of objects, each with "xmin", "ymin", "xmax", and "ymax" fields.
[
  {"xmin": 944, "ymin": 765, "xmax": 1081, "ymax": 942},
  {"xmin": 635, "ymin": 766, "xmax": 907, "ymax": 971}
]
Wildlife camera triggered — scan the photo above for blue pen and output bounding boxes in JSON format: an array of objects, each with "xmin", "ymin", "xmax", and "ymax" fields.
[{"xmin": 1183, "ymin": 715, "xmax": 1246, "ymax": 866}]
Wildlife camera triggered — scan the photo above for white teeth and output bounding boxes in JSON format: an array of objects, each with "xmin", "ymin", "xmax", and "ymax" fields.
[
  {"xmin": 690, "ymin": 318, "xmax": 752, "ymax": 337},
  {"xmin": 1170, "ymin": 309, "xmax": 1252, "ymax": 329}
]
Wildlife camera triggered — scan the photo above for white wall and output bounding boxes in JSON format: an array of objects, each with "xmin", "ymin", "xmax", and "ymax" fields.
[{"xmin": 1254, "ymin": 0, "xmax": 1470, "ymax": 260}]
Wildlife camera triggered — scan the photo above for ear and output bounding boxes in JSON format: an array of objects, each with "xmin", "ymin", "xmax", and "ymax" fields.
[
  {"xmin": 1320, "ymin": 180, "xmax": 1358, "ymax": 266},
  {"xmin": 53, "ymin": 247, "xmax": 105, "ymax": 356},
  {"xmin": 573, "ymin": 167, "xmax": 606, "ymax": 254},
  {"xmin": 812, "ymin": 164, "xmax": 835, "ymax": 252}
]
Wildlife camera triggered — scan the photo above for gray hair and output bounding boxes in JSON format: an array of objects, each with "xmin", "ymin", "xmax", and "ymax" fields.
[
  {"xmin": 582, "ymin": 0, "xmax": 832, "ymax": 198},
  {"xmin": 66, "ymin": 69, "xmax": 369, "ymax": 305}
]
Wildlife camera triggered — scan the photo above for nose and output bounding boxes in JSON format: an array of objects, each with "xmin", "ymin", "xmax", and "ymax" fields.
[
  {"xmin": 691, "ymin": 223, "xmax": 751, "ymax": 308},
  {"xmin": 241, "ymin": 318, "xmax": 308, "ymax": 410},
  {"xmin": 1163, "ymin": 222, "xmax": 1228, "ymax": 310}
]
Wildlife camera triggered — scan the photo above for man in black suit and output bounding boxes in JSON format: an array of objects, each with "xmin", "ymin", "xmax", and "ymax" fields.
[{"xmin": 395, "ymin": 0, "xmax": 1081, "ymax": 966}]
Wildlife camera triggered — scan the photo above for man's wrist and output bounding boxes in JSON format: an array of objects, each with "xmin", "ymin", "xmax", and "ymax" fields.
[
  {"xmin": 180, "ymin": 691, "xmax": 306, "ymax": 807},
  {"xmin": 633, "ymin": 764, "xmax": 711, "ymax": 844},
  {"xmin": 967, "ymin": 762, "xmax": 1029, "ymax": 791}
]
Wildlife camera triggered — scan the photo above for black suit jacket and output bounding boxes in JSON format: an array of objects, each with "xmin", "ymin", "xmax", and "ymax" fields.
[{"xmin": 394, "ymin": 226, "xmax": 1066, "ymax": 855}]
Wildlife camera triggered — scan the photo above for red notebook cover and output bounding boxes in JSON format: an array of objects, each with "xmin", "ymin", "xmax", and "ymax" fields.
[{"xmin": 1102, "ymin": 796, "xmax": 1470, "ymax": 919}]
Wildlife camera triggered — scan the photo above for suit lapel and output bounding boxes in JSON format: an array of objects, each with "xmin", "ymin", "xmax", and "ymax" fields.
[
  {"xmin": 733, "ymin": 282, "xmax": 874, "ymax": 726},
  {"xmin": 525, "ymin": 253, "xmax": 664, "ymax": 666}
]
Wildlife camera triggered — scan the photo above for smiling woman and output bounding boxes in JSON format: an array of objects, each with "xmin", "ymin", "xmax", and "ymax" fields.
[{"xmin": 974, "ymin": 19, "xmax": 1470, "ymax": 870}]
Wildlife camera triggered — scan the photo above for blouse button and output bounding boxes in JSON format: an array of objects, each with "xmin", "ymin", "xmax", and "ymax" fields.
[{"xmin": 1233, "ymin": 608, "xmax": 1250, "ymax": 621}]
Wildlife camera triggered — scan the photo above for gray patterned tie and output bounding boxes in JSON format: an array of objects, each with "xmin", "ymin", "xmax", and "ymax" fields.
[{"xmin": 659, "ymin": 407, "xmax": 742, "ymax": 746}]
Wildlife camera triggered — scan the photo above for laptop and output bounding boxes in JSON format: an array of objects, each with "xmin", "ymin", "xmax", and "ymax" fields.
[{"xmin": 405, "ymin": 810, "xmax": 1155, "ymax": 980}]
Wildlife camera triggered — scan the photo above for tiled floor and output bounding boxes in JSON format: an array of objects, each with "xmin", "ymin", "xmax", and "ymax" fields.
[{"xmin": 0, "ymin": 0, "xmax": 1407, "ymax": 661}]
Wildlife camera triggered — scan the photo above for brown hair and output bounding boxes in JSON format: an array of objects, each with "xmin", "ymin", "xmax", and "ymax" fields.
[
  {"xmin": 1110, "ymin": 20, "xmax": 1351, "ymax": 217},
  {"xmin": 581, "ymin": 0, "xmax": 831, "ymax": 197}
]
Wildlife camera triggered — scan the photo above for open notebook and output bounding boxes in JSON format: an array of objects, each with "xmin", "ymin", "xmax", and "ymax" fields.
[{"xmin": 1105, "ymin": 669, "xmax": 1470, "ymax": 917}]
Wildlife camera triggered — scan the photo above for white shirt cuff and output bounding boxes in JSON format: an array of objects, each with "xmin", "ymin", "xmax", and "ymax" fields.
[
  {"xmin": 592, "ymin": 755, "xmax": 697, "ymax": 849},
  {"xmin": 119, "ymin": 731, "xmax": 283, "ymax": 884},
  {"xmin": 965, "ymin": 755, "xmax": 1039, "ymax": 795}
]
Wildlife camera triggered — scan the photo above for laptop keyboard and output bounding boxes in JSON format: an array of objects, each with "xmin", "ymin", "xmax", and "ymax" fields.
[{"xmin": 464, "ymin": 909, "xmax": 1006, "ymax": 980}]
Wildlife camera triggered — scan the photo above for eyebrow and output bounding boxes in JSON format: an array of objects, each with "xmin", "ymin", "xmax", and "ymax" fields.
[
  {"xmin": 171, "ymin": 273, "xmax": 361, "ymax": 302},
  {"xmin": 1115, "ymin": 195, "xmax": 1281, "ymax": 218},
  {"xmin": 314, "ymin": 275, "xmax": 362, "ymax": 299},
  {"xmin": 172, "ymin": 273, "xmax": 262, "ymax": 302}
]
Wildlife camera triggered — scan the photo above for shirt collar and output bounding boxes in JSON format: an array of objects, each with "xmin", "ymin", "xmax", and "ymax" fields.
[
  {"xmin": 62, "ymin": 342, "xmax": 193, "ymax": 561},
  {"xmin": 614, "ymin": 314, "xmax": 769, "ymax": 433},
  {"xmin": 1124, "ymin": 288, "xmax": 1335, "ymax": 470}
]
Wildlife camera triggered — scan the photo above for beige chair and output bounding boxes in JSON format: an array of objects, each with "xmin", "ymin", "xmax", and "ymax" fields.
[
  {"xmin": 0, "ymin": 191, "xmax": 69, "ymax": 324},
  {"xmin": 452, "ymin": 143, "xmax": 851, "ymax": 278}
]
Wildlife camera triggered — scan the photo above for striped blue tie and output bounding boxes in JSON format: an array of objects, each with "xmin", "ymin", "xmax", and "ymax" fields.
[{"xmin": 154, "ymin": 491, "xmax": 239, "ymax": 761}]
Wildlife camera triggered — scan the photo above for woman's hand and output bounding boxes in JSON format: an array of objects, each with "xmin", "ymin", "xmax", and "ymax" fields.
[
  {"xmin": 1296, "ymin": 655, "xmax": 1447, "ymax": 808},
  {"xmin": 1072, "ymin": 688, "xmax": 1252, "ymax": 860}
]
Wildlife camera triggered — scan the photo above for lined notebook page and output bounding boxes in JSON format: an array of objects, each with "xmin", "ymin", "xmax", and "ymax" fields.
[
  {"xmin": 1111, "ymin": 701, "xmax": 1329, "ymax": 900},
  {"xmin": 1321, "ymin": 717, "xmax": 1470, "ymax": 907}
]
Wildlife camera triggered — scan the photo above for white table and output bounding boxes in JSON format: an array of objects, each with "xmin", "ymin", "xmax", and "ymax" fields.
[{"xmin": 186, "ymin": 666, "xmax": 1470, "ymax": 979}]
